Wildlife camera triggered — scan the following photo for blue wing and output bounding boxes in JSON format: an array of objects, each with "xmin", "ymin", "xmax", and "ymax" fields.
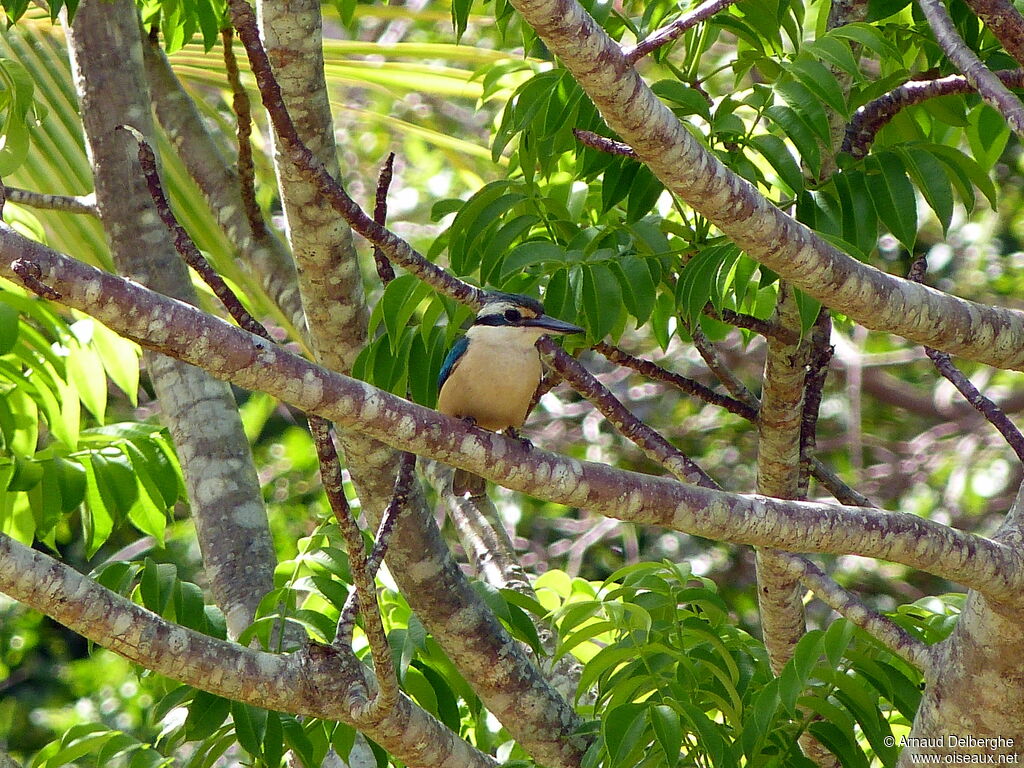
[{"xmin": 438, "ymin": 336, "xmax": 469, "ymax": 392}]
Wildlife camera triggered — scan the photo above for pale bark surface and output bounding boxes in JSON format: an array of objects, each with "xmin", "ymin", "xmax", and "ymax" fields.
[
  {"xmin": 0, "ymin": 532, "xmax": 498, "ymax": 768},
  {"xmin": 64, "ymin": 0, "xmax": 278, "ymax": 638},
  {"xmin": 6, "ymin": 232, "xmax": 1022, "ymax": 603}
]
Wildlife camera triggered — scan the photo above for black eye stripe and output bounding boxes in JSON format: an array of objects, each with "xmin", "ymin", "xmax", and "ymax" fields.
[{"xmin": 504, "ymin": 309, "xmax": 522, "ymax": 322}]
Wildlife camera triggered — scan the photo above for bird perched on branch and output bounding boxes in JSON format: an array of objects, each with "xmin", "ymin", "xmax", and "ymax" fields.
[{"xmin": 437, "ymin": 292, "xmax": 584, "ymax": 497}]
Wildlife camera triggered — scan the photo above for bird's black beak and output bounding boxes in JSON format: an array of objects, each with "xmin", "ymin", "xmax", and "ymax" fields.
[{"xmin": 524, "ymin": 315, "xmax": 585, "ymax": 335}]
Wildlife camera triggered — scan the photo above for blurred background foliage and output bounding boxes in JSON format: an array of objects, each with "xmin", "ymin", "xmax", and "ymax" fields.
[{"xmin": 0, "ymin": 0, "xmax": 1020, "ymax": 761}]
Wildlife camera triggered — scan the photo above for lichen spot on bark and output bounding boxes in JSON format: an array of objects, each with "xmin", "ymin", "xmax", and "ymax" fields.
[
  {"xmin": 396, "ymin": 415, "xmax": 417, "ymax": 440},
  {"xmin": 111, "ymin": 610, "xmax": 134, "ymax": 637},
  {"xmin": 83, "ymin": 277, "xmax": 105, "ymax": 308},
  {"xmin": 359, "ymin": 387, "xmax": 381, "ymax": 420},
  {"xmin": 449, "ymin": 604, "xmax": 483, "ymax": 635},
  {"xmin": 301, "ymin": 368, "xmax": 324, "ymax": 407},
  {"xmin": 459, "ymin": 433, "xmax": 486, "ymax": 465}
]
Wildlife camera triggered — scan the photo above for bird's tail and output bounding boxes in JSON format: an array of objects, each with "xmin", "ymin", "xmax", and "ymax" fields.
[{"xmin": 452, "ymin": 468, "xmax": 487, "ymax": 497}]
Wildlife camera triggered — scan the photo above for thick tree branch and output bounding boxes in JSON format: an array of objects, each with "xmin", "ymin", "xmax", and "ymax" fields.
[
  {"xmin": 226, "ymin": 0, "xmax": 482, "ymax": 309},
  {"xmin": 6, "ymin": 232, "xmax": 1023, "ymax": 604},
  {"xmin": 755, "ymin": 287, "xmax": 809, "ymax": 675},
  {"xmin": 503, "ymin": 0, "xmax": 1024, "ymax": 371},
  {"xmin": 66, "ymin": 0, "xmax": 279, "ymax": 637},
  {"xmin": 0, "ymin": 533, "xmax": 497, "ymax": 768},
  {"xmin": 962, "ymin": 0, "xmax": 1024, "ymax": 66}
]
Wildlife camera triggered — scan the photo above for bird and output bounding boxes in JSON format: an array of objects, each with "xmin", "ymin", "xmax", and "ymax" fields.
[{"xmin": 437, "ymin": 292, "xmax": 585, "ymax": 497}]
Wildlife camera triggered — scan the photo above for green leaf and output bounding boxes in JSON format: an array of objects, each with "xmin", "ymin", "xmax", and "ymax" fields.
[
  {"xmin": 481, "ymin": 214, "xmax": 541, "ymax": 286},
  {"xmin": 897, "ymin": 145, "xmax": 953, "ymax": 232},
  {"xmin": 499, "ymin": 241, "xmax": 567, "ymax": 284},
  {"xmin": 610, "ymin": 255, "xmax": 656, "ymax": 326},
  {"xmin": 262, "ymin": 711, "xmax": 285, "ymax": 768},
  {"xmin": 649, "ymin": 704, "xmax": 682, "ymax": 768},
  {"xmin": 602, "ymin": 704, "xmax": 647, "ymax": 768},
  {"xmin": 676, "ymin": 245, "xmax": 739, "ymax": 328},
  {"xmin": 281, "ymin": 714, "xmax": 317, "ymax": 768},
  {"xmin": 831, "ymin": 23, "xmax": 903, "ymax": 61},
  {"xmin": 804, "ymin": 35, "xmax": 860, "ymax": 76},
  {"xmin": 967, "ymin": 103, "xmax": 1010, "ymax": 171},
  {"xmin": 626, "ymin": 167, "xmax": 664, "ymax": 223},
  {"xmin": 651, "ymin": 80, "xmax": 711, "ymax": 120},
  {"xmin": 750, "ymin": 133, "xmax": 803, "ymax": 192},
  {"xmin": 764, "ymin": 105, "xmax": 821, "ymax": 177},
  {"xmin": 865, "ymin": 153, "xmax": 917, "ymax": 250},
  {"xmin": 775, "ymin": 80, "xmax": 832, "ymax": 143},
  {"xmin": 65, "ymin": 328, "xmax": 108, "ymax": 422},
  {"xmin": 581, "ymin": 262, "xmax": 622, "ymax": 341},
  {"xmin": 80, "ymin": 454, "xmax": 114, "ymax": 557},
  {"xmin": 601, "ymin": 158, "xmax": 640, "ymax": 213},
  {"xmin": 808, "ymin": 720, "xmax": 869, "ymax": 768},
  {"xmin": 833, "ymin": 169, "xmax": 878, "ymax": 256},
  {"xmin": 182, "ymin": 693, "xmax": 230, "ymax": 743},
  {"xmin": 794, "ymin": 289, "xmax": 821, "ymax": 336},
  {"xmin": 0, "ymin": 301, "xmax": 19, "ymax": 354},
  {"xmin": 789, "ymin": 57, "xmax": 848, "ymax": 116}
]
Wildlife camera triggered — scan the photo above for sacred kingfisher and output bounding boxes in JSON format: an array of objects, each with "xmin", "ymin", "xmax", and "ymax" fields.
[{"xmin": 437, "ymin": 292, "xmax": 585, "ymax": 497}]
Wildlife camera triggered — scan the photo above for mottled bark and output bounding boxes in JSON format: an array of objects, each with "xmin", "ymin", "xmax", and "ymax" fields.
[
  {"xmin": 64, "ymin": 0, "xmax": 277, "ymax": 638},
  {"xmin": 0, "ymin": 533, "xmax": 497, "ymax": 768},
  {"xmin": 7, "ymin": 234, "xmax": 1023, "ymax": 605},
  {"xmin": 248, "ymin": 0, "xmax": 583, "ymax": 761},
  {"xmin": 916, "ymin": 0, "xmax": 1024, "ymax": 136},
  {"xmin": 963, "ymin": 0, "xmax": 1024, "ymax": 66},
  {"xmin": 142, "ymin": 39, "xmax": 306, "ymax": 335},
  {"xmin": 755, "ymin": 287, "xmax": 808, "ymax": 675},
  {"xmin": 501, "ymin": 0, "xmax": 1024, "ymax": 370}
]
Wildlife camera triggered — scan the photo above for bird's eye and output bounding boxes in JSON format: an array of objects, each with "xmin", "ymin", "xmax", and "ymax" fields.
[{"xmin": 504, "ymin": 309, "xmax": 522, "ymax": 322}]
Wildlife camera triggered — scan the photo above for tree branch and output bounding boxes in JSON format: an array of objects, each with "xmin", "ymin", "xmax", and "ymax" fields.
[
  {"xmin": 0, "ymin": 532, "xmax": 497, "ymax": 768},
  {"xmin": 504, "ymin": 0, "xmax": 1024, "ymax": 371},
  {"xmin": 755, "ymin": 286, "xmax": 810, "ymax": 674},
  {"xmin": 6, "ymin": 232, "xmax": 1022, "ymax": 604},
  {"xmin": 916, "ymin": 0, "xmax": 1024, "ymax": 136},
  {"xmin": 623, "ymin": 0, "xmax": 740, "ymax": 63},
  {"xmin": 844, "ymin": 69, "xmax": 1024, "ymax": 158},
  {"xmin": 2, "ymin": 186, "xmax": 97, "ymax": 215}
]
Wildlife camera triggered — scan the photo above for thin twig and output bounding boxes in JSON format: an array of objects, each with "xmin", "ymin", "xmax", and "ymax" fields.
[
  {"xmin": 572, "ymin": 129, "xmax": 638, "ymax": 157},
  {"xmin": 916, "ymin": 0, "xmax": 1024, "ymax": 137},
  {"xmin": 118, "ymin": 125, "xmax": 270, "ymax": 339},
  {"xmin": 691, "ymin": 323, "xmax": 760, "ymax": 410},
  {"xmin": 372, "ymin": 153, "xmax": 397, "ymax": 285},
  {"xmin": 226, "ymin": 0, "xmax": 483, "ymax": 308},
  {"xmin": 222, "ymin": 27, "xmax": 268, "ymax": 240},
  {"xmin": 2, "ymin": 186, "xmax": 97, "ymax": 216},
  {"xmin": 120, "ymin": 124, "xmax": 400, "ymax": 708},
  {"xmin": 908, "ymin": 255, "xmax": 1024, "ymax": 463},
  {"xmin": 781, "ymin": 553, "xmax": 936, "ymax": 673},
  {"xmin": 623, "ymin": 0, "xmax": 740, "ymax": 63},
  {"xmin": 538, "ymin": 339, "xmax": 719, "ymax": 488},
  {"xmin": 844, "ymin": 70, "xmax": 1024, "ymax": 157},
  {"xmin": 799, "ymin": 309, "xmax": 834, "ymax": 498},
  {"xmin": 335, "ymin": 452, "xmax": 416, "ymax": 646},
  {"xmin": 312, "ymin": 420, "xmax": 398, "ymax": 710},
  {"xmin": 594, "ymin": 340, "xmax": 757, "ymax": 420}
]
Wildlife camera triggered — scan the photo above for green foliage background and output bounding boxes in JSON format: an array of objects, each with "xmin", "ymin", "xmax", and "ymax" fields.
[{"xmin": 0, "ymin": 0, "xmax": 1019, "ymax": 762}]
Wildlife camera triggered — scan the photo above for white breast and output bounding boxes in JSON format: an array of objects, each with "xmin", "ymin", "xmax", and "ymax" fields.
[{"xmin": 437, "ymin": 325, "xmax": 545, "ymax": 432}]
